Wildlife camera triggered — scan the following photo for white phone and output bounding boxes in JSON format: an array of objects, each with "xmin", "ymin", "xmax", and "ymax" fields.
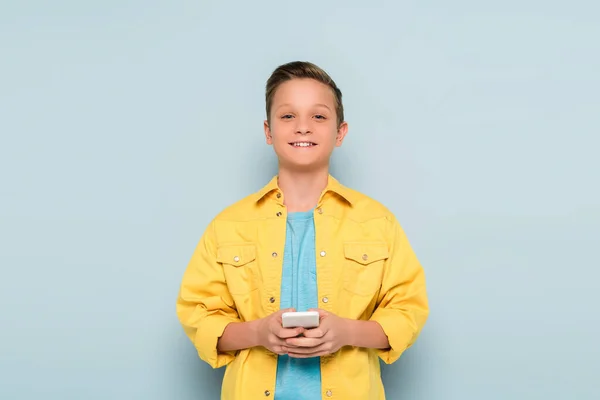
[{"xmin": 281, "ymin": 311, "xmax": 320, "ymax": 328}]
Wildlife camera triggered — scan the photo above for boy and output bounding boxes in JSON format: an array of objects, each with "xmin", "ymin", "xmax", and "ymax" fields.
[{"xmin": 176, "ymin": 61, "xmax": 429, "ymax": 399}]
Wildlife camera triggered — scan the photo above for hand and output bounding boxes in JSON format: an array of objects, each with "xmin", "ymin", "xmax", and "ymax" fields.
[
  {"xmin": 255, "ymin": 308, "xmax": 305, "ymax": 355},
  {"xmin": 283, "ymin": 309, "xmax": 350, "ymax": 358}
]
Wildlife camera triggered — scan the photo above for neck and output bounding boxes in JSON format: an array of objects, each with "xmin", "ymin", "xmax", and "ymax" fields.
[{"xmin": 277, "ymin": 166, "xmax": 329, "ymax": 212}]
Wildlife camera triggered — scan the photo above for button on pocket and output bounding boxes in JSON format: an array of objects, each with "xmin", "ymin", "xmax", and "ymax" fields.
[
  {"xmin": 343, "ymin": 242, "xmax": 389, "ymax": 296},
  {"xmin": 217, "ymin": 244, "xmax": 259, "ymax": 295}
]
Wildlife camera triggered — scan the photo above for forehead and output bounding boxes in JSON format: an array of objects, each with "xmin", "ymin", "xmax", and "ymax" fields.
[{"xmin": 272, "ymin": 78, "xmax": 336, "ymax": 107}]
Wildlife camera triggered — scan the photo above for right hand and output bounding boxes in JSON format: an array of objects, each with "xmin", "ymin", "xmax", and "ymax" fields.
[{"xmin": 256, "ymin": 308, "xmax": 305, "ymax": 355}]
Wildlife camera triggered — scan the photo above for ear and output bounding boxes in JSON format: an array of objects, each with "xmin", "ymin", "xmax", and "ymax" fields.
[
  {"xmin": 264, "ymin": 120, "xmax": 273, "ymax": 145},
  {"xmin": 335, "ymin": 121, "xmax": 348, "ymax": 147}
]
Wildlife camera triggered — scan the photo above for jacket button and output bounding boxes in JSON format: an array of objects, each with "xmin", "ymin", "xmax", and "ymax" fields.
[
  {"xmin": 320, "ymin": 251, "xmax": 326, "ymax": 257},
  {"xmin": 322, "ymin": 297, "xmax": 329, "ymax": 303},
  {"xmin": 362, "ymin": 254, "xmax": 368, "ymax": 261},
  {"xmin": 317, "ymin": 207, "xmax": 323, "ymax": 214},
  {"xmin": 233, "ymin": 256, "xmax": 240, "ymax": 262},
  {"xmin": 269, "ymin": 297, "xmax": 276, "ymax": 303},
  {"xmin": 272, "ymin": 252, "xmax": 278, "ymax": 257},
  {"xmin": 276, "ymin": 193, "xmax": 281, "ymax": 198},
  {"xmin": 276, "ymin": 212, "xmax": 282, "ymax": 217},
  {"xmin": 326, "ymin": 390, "xmax": 332, "ymax": 397},
  {"xmin": 265, "ymin": 390, "xmax": 271, "ymax": 396}
]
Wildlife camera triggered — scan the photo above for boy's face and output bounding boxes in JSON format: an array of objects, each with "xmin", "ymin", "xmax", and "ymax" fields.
[{"xmin": 264, "ymin": 78, "xmax": 348, "ymax": 172}]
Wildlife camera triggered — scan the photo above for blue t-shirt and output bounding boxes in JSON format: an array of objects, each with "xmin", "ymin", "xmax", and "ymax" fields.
[{"xmin": 274, "ymin": 210, "xmax": 321, "ymax": 399}]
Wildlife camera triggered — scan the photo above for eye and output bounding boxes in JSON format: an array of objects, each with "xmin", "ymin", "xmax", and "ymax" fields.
[
  {"xmin": 314, "ymin": 114, "xmax": 327, "ymax": 120},
  {"xmin": 281, "ymin": 114, "xmax": 294, "ymax": 119}
]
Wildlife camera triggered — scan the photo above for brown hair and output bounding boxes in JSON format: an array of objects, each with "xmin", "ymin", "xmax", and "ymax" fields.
[{"xmin": 265, "ymin": 61, "xmax": 344, "ymax": 127}]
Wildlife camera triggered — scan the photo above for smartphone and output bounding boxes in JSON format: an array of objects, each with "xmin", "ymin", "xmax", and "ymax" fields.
[{"xmin": 281, "ymin": 311, "xmax": 320, "ymax": 328}]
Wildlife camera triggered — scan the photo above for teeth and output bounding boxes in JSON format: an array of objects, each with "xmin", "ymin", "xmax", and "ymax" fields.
[{"xmin": 292, "ymin": 142, "xmax": 314, "ymax": 147}]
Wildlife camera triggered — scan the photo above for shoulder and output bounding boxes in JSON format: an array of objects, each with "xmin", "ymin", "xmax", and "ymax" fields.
[
  {"xmin": 199, "ymin": 192, "xmax": 264, "ymax": 245},
  {"xmin": 335, "ymin": 181, "xmax": 399, "ymax": 224},
  {"xmin": 212, "ymin": 192, "xmax": 262, "ymax": 223},
  {"xmin": 210, "ymin": 176, "xmax": 278, "ymax": 223}
]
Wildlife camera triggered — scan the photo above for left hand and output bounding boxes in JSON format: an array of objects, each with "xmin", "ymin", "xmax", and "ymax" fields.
[{"xmin": 283, "ymin": 309, "xmax": 351, "ymax": 358}]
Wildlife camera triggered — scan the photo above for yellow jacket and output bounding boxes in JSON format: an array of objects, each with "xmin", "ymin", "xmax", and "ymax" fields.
[{"xmin": 176, "ymin": 175, "xmax": 429, "ymax": 399}]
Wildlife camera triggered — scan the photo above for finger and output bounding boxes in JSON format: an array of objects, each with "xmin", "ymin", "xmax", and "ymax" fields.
[
  {"xmin": 308, "ymin": 308, "xmax": 328, "ymax": 319},
  {"xmin": 273, "ymin": 344, "xmax": 288, "ymax": 355},
  {"xmin": 288, "ymin": 351, "xmax": 329, "ymax": 358},
  {"xmin": 285, "ymin": 337, "xmax": 322, "ymax": 348},
  {"xmin": 274, "ymin": 308, "xmax": 296, "ymax": 318},
  {"xmin": 287, "ymin": 345, "xmax": 331, "ymax": 358},
  {"xmin": 303, "ymin": 327, "xmax": 327, "ymax": 338},
  {"xmin": 275, "ymin": 308, "xmax": 296, "ymax": 321},
  {"xmin": 268, "ymin": 336, "xmax": 292, "ymax": 354},
  {"xmin": 275, "ymin": 326, "xmax": 305, "ymax": 339},
  {"xmin": 284, "ymin": 342, "xmax": 328, "ymax": 355}
]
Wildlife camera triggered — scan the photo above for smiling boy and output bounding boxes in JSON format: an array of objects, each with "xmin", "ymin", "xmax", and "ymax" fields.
[{"xmin": 176, "ymin": 61, "xmax": 429, "ymax": 399}]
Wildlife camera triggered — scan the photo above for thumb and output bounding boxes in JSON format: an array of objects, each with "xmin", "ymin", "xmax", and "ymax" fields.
[
  {"xmin": 309, "ymin": 308, "xmax": 328, "ymax": 318},
  {"xmin": 274, "ymin": 308, "xmax": 295, "ymax": 323},
  {"xmin": 277, "ymin": 307, "xmax": 295, "ymax": 315}
]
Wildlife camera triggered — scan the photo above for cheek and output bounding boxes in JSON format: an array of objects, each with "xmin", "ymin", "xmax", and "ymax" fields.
[
  {"xmin": 272, "ymin": 133, "xmax": 290, "ymax": 147},
  {"xmin": 321, "ymin": 130, "xmax": 340, "ymax": 145},
  {"xmin": 270, "ymin": 133, "xmax": 292, "ymax": 153},
  {"xmin": 269, "ymin": 124, "xmax": 290, "ymax": 140}
]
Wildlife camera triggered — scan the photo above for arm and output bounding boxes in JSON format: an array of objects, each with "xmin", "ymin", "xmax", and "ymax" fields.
[
  {"xmin": 176, "ymin": 220, "xmax": 242, "ymax": 369},
  {"xmin": 283, "ymin": 217, "xmax": 427, "ymax": 358},
  {"xmin": 217, "ymin": 320, "xmax": 260, "ymax": 352},
  {"xmin": 345, "ymin": 320, "xmax": 390, "ymax": 349},
  {"xmin": 282, "ymin": 312, "xmax": 390, "ymax": 357},
  {"xmin": 218, "ymin": 308, "xmax": 305, "ymax": 355},
  {"xmin": 368, "ymin": 216, "xmax": 429, "ymax": 364}
]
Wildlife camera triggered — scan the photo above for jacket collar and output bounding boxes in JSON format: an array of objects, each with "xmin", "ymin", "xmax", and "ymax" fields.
[{"xmin": 254, "ymin": 174, "xmax": 357, "ymax": 205}]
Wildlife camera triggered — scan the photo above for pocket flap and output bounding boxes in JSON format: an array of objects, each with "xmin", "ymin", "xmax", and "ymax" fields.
[
  {"xmin": 217, "ymin": 244, "xmax": 257, "ymax": 267},
  {"xmin": 344, "ymin": 242, "xmax": 389, "ymax": 265}
]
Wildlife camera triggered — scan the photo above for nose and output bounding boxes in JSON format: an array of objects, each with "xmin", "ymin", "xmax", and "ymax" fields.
[{"xmin": 295, "ymin": 117, "xmax": 311, "ymax": 135}]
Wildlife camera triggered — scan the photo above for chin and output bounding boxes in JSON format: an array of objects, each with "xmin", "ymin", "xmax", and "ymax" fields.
[{"xmin": 282, "ymin": 159, "xmax": 328, "ymax": 172}]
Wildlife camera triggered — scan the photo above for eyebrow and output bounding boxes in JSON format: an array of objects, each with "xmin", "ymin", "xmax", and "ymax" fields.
[
  {"xmin": 314, "ymin": 103, "xmax": 332, "ymax": 111},
  {"xmin": 275, "ymin": 103, "xmax": 332, "ymax": 112}
]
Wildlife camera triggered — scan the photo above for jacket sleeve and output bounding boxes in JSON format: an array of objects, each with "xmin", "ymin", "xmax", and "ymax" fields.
[
  {"xmin": 176, "ymin": 219, "xmax": 241, "ymax": 368},
  {"xmin": 369, "ymin": 216, "xmax": 429, "ymax": 364}
]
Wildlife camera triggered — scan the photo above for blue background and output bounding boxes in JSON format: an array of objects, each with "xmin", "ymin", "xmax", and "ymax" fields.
[{"xmin": 1, "ymin": 1, "xmax": 598, "ymax": 399}]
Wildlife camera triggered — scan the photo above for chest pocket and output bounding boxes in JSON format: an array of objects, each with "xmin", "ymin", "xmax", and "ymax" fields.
[
  {"xmin": 343, "ymin": 242, "xmax": 389, "ymax": 296},
  {"xmin": 217, "ymin": 244, "xmax": 259, "ymax": 295}
]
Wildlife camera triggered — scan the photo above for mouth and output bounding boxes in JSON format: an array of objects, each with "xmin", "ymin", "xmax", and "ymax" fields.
[{"xmin": 289, "ymin": 141, "xmax": 317, "ymax": 148}]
